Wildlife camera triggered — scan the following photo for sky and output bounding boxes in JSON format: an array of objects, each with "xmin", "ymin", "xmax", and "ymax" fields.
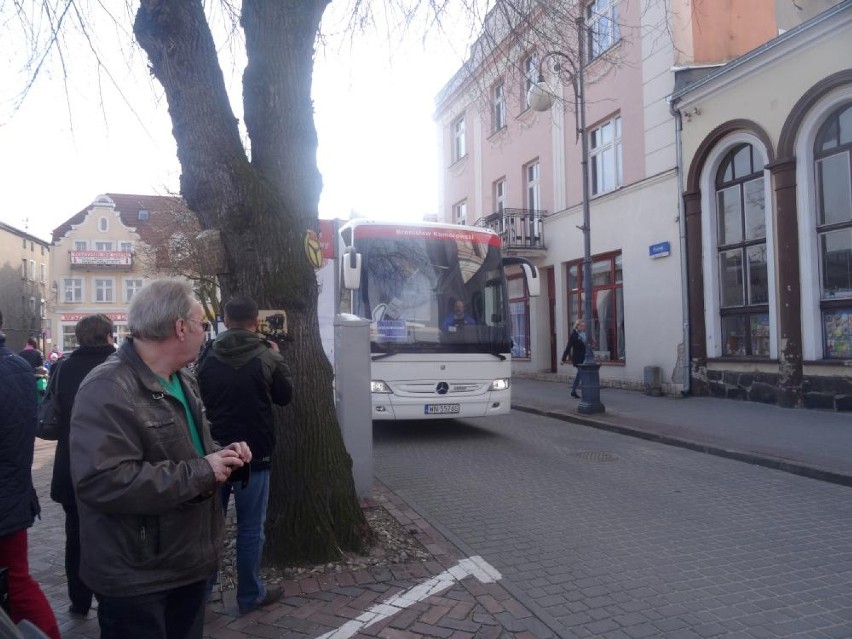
[{"xmin": 0, "ymin": 5, "xmax": 471, "ymax": 243}]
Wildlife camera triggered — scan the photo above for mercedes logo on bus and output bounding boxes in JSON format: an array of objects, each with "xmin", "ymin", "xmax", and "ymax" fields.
[{"xmin": 436, "ymin": 382, "xmax": 449, "ymax": 395}]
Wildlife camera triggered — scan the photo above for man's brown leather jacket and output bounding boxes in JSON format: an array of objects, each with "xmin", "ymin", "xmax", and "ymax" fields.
[{"xmin": 70, "ymin": 339, "xmax": 224, "ymax": 597}]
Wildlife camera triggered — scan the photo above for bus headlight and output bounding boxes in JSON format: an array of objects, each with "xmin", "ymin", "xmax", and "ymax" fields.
[
  {"xmin": 489, "ymin": 378, "xmax": 510, "ymax": 391},
  {"xmin": 371, "ymin": 380, "xmax": 392, "ymax": 394}
]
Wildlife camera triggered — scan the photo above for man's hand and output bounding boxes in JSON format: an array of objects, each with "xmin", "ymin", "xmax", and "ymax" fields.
[
  {"xmin": 267, "ymin": 340, "xmax": 280, "ymax": 352},
  {"xmin": 224, "ymin": 441, "xmax": 252, "ymax": 465},
  {"xmin": 205, "ymin": 449, "xmax": 245, "ymax": 484}
]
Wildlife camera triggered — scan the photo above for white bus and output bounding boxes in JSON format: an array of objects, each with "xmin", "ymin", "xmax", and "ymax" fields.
[{"xmin": 336, "ymin": 219, "xmax": 539, "ymax": 420}]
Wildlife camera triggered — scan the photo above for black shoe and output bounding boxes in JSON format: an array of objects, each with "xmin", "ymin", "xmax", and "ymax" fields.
[
  {"xmin": 69, "ymin": 604, "xmax": 89, "ymax": 617},
  {"xmin": 571, "ymin": 391, "xmax": 580, "ymax": 398},
  {"xmin": 239, "ymin": 586, "xmax": 282, "ymax": 615}
]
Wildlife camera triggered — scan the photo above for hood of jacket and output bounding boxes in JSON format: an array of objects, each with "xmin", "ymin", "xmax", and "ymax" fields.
[{"xmin": 211, "ymin": 328, "xmax": 269, "ymax": 368}]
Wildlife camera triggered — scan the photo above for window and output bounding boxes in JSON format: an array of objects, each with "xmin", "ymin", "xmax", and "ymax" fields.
[
  {"xmin": 98, "ymin": 217, "xmax": 109, "ymax": 232},
  {"xmin": 22, "ymin": 237, "xmax": 26, "ymax": 249},
  {"xmin": 95, "ymin": 241, "xmax": 113, "ymax": 251},
  {"xmin": 21, "ymin": 258, "xmax": 26, "ymax": 280},
  {"xmin": 508, "ymin": 275, "xmax": 531, "ymax": 358},
  {"xmin": 590, "ymin": 115, "xmax": 623, "ymax": 195},
  {"xmin": 28, "ymin": 260, "xmax": 35, "ymax": 281},
  {"xmin": 523, "ymin": 53, "xmax": 538, "ymax": 110},
  {"xmin": 587, "ymin": 0, "xmax": 620, "ymax": 59},
  {"xmin": 566, "ymin": 253, "xmax": 625, "ymax": 362},
  {"xmin": 120, "ymin": 241, "xmax": 133, "ymax": 253},
  {"xmin": 40, "ymin": 245, "xmax": 44, "ymax": 255},
  {"xmin": 125, "ymin": 279, "xmax": 144, "ymax": 303},
  {"xmin": 525, "ymin": 161, "xmax": 540, "ymax": 210},
  {"xmin": 494, "ymin": 179, "xmax": 507, "ymax": 213},
  {"xmin": 74, "ymin": 240, "xmax": 87, "ymax": 251},
  {"xmin": 138, "ymin": 209, "xmax": 149, "ymax": 221},
  {"xmin": 40, "ymin": 263, "xmax": 46, "ymax": 284},
  {"xmin": 492, "ymin": 82, "xmax": 506, "ymax": 133},
  {"xmin": 715, "ymin": 143, "xmax": 769, "ymax": 357},
  {"xmin": 815, "ymin": 103, "xmax": 852, "ymax": 359},
  {"xmin": 62, "ymin": 325, "xmax": 78, "ymax": 352},
  {"xmin": 453, "ymin": 200, "xmax": 468, "ymax": 225},
  {"xmin": 63, "ymin": 278, "xmax": 83, "ymax": 303},
  {"xmin": 452, "ymin": 115, "xmax": 466, "ymax": 163},
  {"xmin": 95, "ymin": 279, "xmax": 114, "ymax": 303}
]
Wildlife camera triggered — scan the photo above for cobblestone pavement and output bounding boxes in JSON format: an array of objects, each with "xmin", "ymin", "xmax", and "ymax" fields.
[
  {"xmin": 372, "ymin": 412, "xmax": 852, "ymax": 639},
  {"xmin": 28, "ymin": 439, "xmax": 555, "ymax": 639}
]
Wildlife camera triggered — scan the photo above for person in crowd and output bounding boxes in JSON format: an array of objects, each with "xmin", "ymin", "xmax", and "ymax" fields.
[
  {"xmin": 49, "ymin": 314, "xmax": 116, "ymax": 617},
  {"xmin": 17, "ymin": 338, "xmax": 43, "ymax": 370},
  {"xmin": 49, "ymin": 345, "xmax": 63, "ymax": 360},
  {"xmin": 442, "ymin": 299, "xmax": 476, "ymax": 331},
  {"xmin": 69, "ymin": 279, "xmax": 252, "ymax": 639},
  {"xmin": 0, "ymin": 310, "xmax": 61, "ymax": 639},
  {"xmin": 45, "ymin": 352, "xmax": 60, "ymax": 372},
  {"xmin": 34, "ymin": 367, "xmax": 49, "ymax": 403},
  {"xmin": 561, "ymin": 319, "xmax": 587, "ymax": 398},
  {"xmin": 197, "ymin": 296, "xmax": 293, "ymax": 615}
]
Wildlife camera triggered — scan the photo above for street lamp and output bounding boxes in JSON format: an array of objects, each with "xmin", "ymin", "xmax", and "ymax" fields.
[{"xmin": 527, "ymin": 16, "xmax": 604, "ymax": 415}]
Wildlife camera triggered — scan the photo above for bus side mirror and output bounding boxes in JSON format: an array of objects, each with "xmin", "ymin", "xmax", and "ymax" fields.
[
  {"xmin": 522, "ymin": 263, "xmax": 540, "ymax": 297},
  {"xmin": 342, "ymin": 247, "xmax": 361, "ymax": 290}
]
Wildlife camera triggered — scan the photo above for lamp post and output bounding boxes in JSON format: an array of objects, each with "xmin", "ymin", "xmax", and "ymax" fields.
[{"xmin": 527, "ymin": 16, "xmax": 604, "ymax": 414}]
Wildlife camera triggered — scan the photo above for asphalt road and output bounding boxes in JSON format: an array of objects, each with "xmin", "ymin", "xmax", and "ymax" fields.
[{"xmin": 373, "ymin": 411, "xmax": 852, "ymax": 639}]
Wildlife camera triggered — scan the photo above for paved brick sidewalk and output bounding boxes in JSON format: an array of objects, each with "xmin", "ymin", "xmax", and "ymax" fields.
[{"xmin": 28, "ymin": 439, "xmax": 555, "ymax": 639}]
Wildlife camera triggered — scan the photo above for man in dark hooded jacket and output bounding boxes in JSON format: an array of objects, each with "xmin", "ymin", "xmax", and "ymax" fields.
[
  {"xmin": 197, "ymin": 296, "xmax": 293, "ymax": 615},
  {"xmin": 0, "ymin": 310, "xmax": 60, "ymax": 638}
]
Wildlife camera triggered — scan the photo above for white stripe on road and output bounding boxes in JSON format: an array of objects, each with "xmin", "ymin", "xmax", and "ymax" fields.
[{"xmin": 315, "ymin": 555, "xmax": 501, "ymax": 639}]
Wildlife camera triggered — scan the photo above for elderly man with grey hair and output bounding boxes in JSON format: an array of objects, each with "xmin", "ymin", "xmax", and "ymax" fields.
[{"xmin": 70, "ymin": 279, "xmax": 251, "ymax": 639}]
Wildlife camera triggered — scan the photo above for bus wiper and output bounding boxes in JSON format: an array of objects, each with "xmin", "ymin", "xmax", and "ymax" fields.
[
  {"xmin": 491, "ymin": 352, "xmax": 507, "ymax": 361},
  {"xmin": 371, "ymin": 352, "xmax": 397, "ymax": 361}
]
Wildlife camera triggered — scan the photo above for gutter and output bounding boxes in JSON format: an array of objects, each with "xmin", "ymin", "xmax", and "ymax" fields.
[{"xmin": 668, "ymin": 96, "xmax": 691, "ymax": 396}]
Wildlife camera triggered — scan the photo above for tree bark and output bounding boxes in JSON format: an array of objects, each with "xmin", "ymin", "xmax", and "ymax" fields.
[{"xmin": 134, "ymin": 0, "xmax": 370, "ymax": 563}]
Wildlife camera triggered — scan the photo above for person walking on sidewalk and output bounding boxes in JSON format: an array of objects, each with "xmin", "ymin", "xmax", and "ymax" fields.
[
  {"xmin": 0, "ymin": 310, "xmax": 61, "ymax": 639},
  {"xmin": 70, "ymin": 279, "xmax": 252, "ymax": 639},
  {"xmin": 561, "ymin": 319, "xmax": 587, "ymax": 398},
  {"xmin": 17, "ymin": 338, "xmax": 43, "ymax": 371},
  {"xmin": 197, "ymin": 296, "xmax": 293, "ymax": 615},
  {"xmin": 50, "ymin": 314, "xmax": 116, "ymax": 617}
]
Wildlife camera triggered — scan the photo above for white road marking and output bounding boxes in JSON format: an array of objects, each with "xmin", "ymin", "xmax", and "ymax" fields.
[{"xmin": 315, "ymin": 555, "xmax": 501, "ymax": 639}]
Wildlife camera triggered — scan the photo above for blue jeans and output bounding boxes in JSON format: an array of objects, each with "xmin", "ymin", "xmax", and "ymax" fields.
[
  {"xmin": 97, "ymin": 579, "xmax": 207, "ymax": 639},
  {"xmin": 221, "ymin": 468, "xmax": 270, "ymax": 613},
  {"xmin": 572, "ymin": 367, "xmax": 582, "ymax": 392}
]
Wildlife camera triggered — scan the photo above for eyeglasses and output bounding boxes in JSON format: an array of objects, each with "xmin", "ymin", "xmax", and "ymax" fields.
[{"xmin": 185, "ymin": 317, "xmax": 211, "ymax": 332}]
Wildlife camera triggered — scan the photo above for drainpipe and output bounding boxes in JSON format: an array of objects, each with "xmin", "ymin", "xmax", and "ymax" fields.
[{"xmin": 668, "ymin": 97, "xmax": 691, "ymax": 395}]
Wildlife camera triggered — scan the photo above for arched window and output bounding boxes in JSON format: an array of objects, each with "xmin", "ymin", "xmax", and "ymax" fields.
[
  {"xmin": 814, "ymin": 103, "xmax": 852, "ymax": 359},
  {"xmin": 715, "ymin": 143, "xmax": 769, "ymax": 357}
]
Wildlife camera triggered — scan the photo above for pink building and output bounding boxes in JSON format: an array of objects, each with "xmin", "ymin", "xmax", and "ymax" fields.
[{"xmin": 434, "ymin": 0, "xmax": 843, "ymax": 397}]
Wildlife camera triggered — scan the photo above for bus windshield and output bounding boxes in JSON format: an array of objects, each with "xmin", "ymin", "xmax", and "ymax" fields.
[{"xmin": 349, "ymin": 225, "xmax": 512, "ymax": 354}]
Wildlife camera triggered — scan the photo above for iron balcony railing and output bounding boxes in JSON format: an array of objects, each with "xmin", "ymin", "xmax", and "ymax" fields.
[{"xmin": 475, "ymin": 208, "xmax": 546, "ymax": 250}]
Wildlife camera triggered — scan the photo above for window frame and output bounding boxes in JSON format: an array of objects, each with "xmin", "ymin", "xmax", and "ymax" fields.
[
  {"xmin": 525, "ymin": 161, "xmax": 540, "ymax": 211},
  {"xmin": 565, "ymin": 251, "xmax": 625, "ymax": 363},
  {"xmin": 586, "ymin": 0, "xmax": 621, "ymax": 60},
  {"xmin": 492, "ymin": 81, "xmax": 506, "ymax": 133},
  {"xmin": 452, "ymin": 115, "xmax": 466, "ymax": 163},
  {"xmin": 522, "ymin": 53, "xmax": 538, "ymax": 111},
  {"xmin": 508, "ymin": 273, "xmax": 531, "ymax": 359},
  {"xmin": 63, "ymin": 278, "xmax": 83, "ymax": 303},
  {"xmin": 589, "ymin": 115, "xmax": 623, "ymax": 196},
  {"xmin": 125, "ymin": 278, "xmax": 144, "ymax": 303},
  {"xmin": 94, "ymin": 278, "xmax": 115, "ymax": 303},
  {"xmin": 453, "ymin": 200, "xmax": 468, "ymax": 225},
  {"xmin": 494, "ymin": 178, "xmax": 507, "ymax": 214}
]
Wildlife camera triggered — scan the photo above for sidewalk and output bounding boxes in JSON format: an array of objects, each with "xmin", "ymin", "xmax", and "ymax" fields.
[
  {"xmin": 512, "ymin": 375, "xmax": 852, "ymax": 486},
  {"xmin": 29, "ymin": 379, "xmax": 852, "ymax": 638}
]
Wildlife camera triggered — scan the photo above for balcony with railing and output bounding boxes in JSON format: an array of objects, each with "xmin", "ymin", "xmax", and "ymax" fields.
[{"xmin": 475, "ymin": 208, "xmax": 546, "ymax": 252}]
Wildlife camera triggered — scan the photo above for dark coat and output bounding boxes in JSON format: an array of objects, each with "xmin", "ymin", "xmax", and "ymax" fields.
[
  {"xmin": 18, "ymin": 346, "xmax": 43, "ymax": 369},
  {"xmin": 70, "ymin": 338, "xmax": 223, "ymax": 596},
  {"xmin": 49, "ymin": 344, "xmax": 116, "ymax": 506},
  {"xmin": 0, "ymin": 335, "xmax": 41, "ymax": 539},
  {"xmin": 561, "ymin": 329, "xmax": 586, "ymax": 367},
  {"xmin": 197, "ymin": 328, "xmax": 293, "ymax": 471}
]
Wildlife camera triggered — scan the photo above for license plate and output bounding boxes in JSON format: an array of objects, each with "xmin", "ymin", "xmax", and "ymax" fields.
[{"xmin": 424, "ymin": 403, "xmax": 461, "ymax": 415}]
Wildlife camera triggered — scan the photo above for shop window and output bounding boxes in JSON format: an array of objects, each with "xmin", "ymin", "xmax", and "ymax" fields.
[{"xmin": 566, "ymin": 252, "xmax": 624, "ymax": 362}]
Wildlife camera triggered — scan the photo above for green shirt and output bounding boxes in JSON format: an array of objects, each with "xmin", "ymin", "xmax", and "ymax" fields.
[{"xmin": 157, "ymin": 374, "xmax": 204, "ymax": 456}]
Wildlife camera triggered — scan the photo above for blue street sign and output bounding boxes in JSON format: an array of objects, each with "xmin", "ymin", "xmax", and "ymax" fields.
[{"xmin": 649, "ymin": 241, "xmax": 671, "ymax": 259}]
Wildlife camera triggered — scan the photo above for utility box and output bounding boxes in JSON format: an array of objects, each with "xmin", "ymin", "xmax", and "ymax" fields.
[
  {"xmin": 333, "ymin": 314, "xmax": 372, "ymax": 498},
  {"xmin": 644, "ymin": 365, "xmax": 662, "ymax": 397}
]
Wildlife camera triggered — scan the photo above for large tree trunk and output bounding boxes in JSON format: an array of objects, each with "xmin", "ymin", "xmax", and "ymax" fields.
[{"xmin": 134, "ymin": 0, "xmax": 371, "ymax": 563}]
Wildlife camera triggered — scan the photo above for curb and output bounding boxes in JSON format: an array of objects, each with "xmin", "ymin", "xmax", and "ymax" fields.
[{"xmin": 512, "ymin": 403, "xmax": 852, "ymax": 488}]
